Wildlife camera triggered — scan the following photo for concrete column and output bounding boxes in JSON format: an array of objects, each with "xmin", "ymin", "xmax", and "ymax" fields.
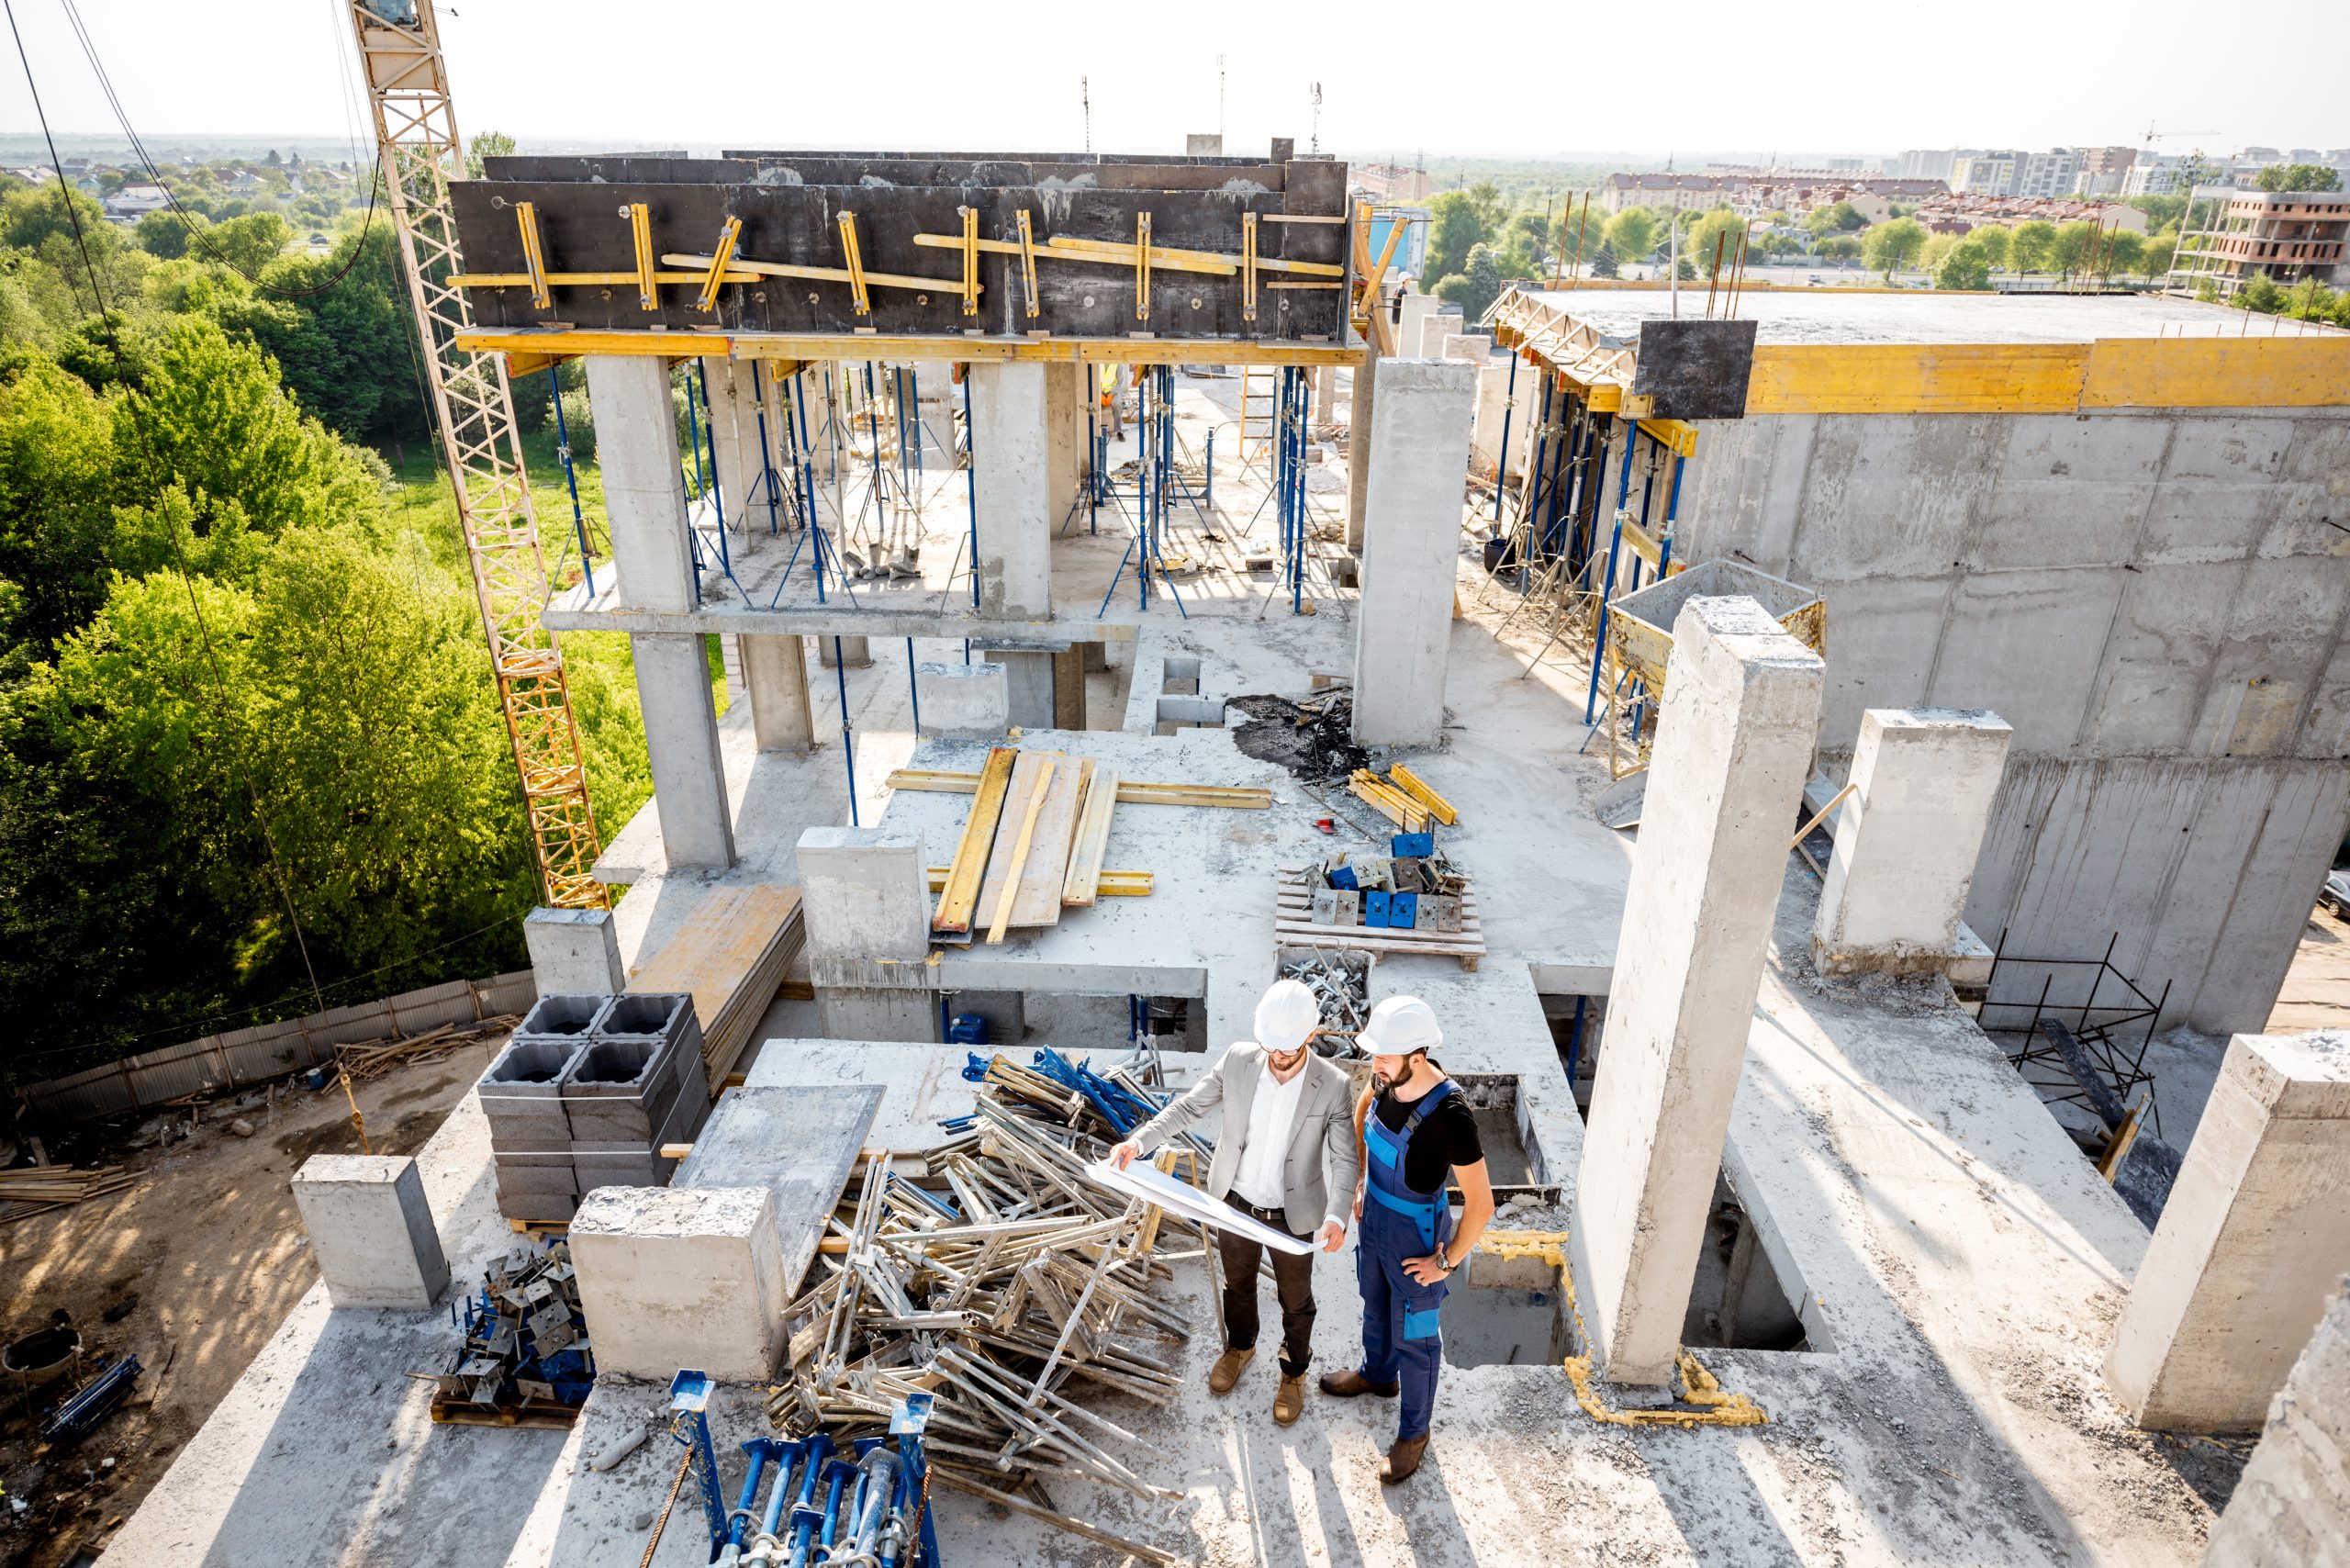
[
  {"xmin": 1396, "ymin": 294, "xmax": 1437, "ymax": 363},
  {"xmin": 2106, "ymin": 1031, "xmax": 2350, "ymax": 1430},
  {"xmin": 1572, "ymin": 596, "xmax": 1825, "ymax": 1384},
  {"xmin": 1419, "ymin": 310, "xmax": 1464, "ymax": 357},
  {"xmin": 1044, "ymin": 360, "xmax": 1082, "ymax": 532},
  {"xmin": 585, "ymin": 355, "xmax": 694, "ymax": 612},
  {"xmin": 2200, "ymin": 1277, "xmax": 2350, "ymax": 1565},
  {"xmin": 1470, "ymin": 351, "xmax": 1511, "ymax": 477},
  {"xmin": 569, "ymin": 1185, "xmax": 787, "ymax": 1381},
  {"xmin": 632, "ymin": 632, "xmax": 735, "ymax": 870},
  {"xmin": 986, "ymin": 649, "xmax": 1058, "ymax": 731},
  {"xmin": 914, "ymin": 661, "xmax": 1010, "ymax": 740},
  {"xmin": 1349, "ymin": 358, "xmax": 1476, "ymax": 748},
  {"xmin": 968, "ymin": 362, "xmax": 1054, "ymax": 618},
  {"xmin": 1313, "ymin": 364, "xmax": 1339, "ymax": 428},
  {"xmin": 743, "ymin": 633, "xmax": 816, "ymax": 753},
  {"xmin": 796, "ymin": 826, "xmax": 935, "ymax": 1041},
  {"xmin": 1345, "ymin": 355, "xmax": 1377, "ymax": 552},
  {"xmin": 818, "ymin": 635, "xmax": 872, "ymax": 668},
  {"xmin": 292, "ymin": 1155, "xmax": 449, "ymax": 1310},
  {"xmin": 523, "ymin": 907, "xmax": 623, "ymax": 995},
  {"xmin": 1812, "ymin": 709, "xmax": 2012, "ymax": 976}
]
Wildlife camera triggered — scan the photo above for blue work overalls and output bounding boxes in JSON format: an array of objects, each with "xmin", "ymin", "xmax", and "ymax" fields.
[{"xmin": 1355, "ymin": 1081, "xmax": 1456, "ymax": 1442}]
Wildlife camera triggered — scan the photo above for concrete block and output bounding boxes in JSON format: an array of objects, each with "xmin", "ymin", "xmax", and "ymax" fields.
[
  {"xmin": 1814, "ymin": 708, "xmax": 2013, "ymax": 975},
  {"xmin": 291, "ymin": 1155, "xmax": 449, "ymax": 1311},
  {"xmin": 584, "ymin": 354, "xmax": 695, "ymax": 613},
  {"xmin": 1572, "ymin": 596, "xmax": 1824, "ymax": 1384},
  {"xmin": 483, "ymin": 1026, "xmax": 592, "ymax": 1099},
  {"xmin": 2106, "ymin": 1030, "xmax": 2350, "ymax": 1429},
  {"xmin": 915, "ymin": 661, "xmax": 1010, "ymax": 740},
  {"xmin": 796, "ymin": 827, "xmax": 931, "ymax": 969},
  {"xmin": 523, "ymin": 908, "xmax": 624, "ymax": 997},
  {"xmin": 1419, "ymin": 310, "xmax": 1464, "ymax": 357},
  {"xmin": 676, "ymin": 1084, "xmax": 884, "ymax": 1293},
  {"xmin": 569, "ymin": 1185, "xmax": 789, "ymax": 1381},
  {"xmin": 1439, "ymin": 332, "xmax": 1492, "ymax": 364},
  {"xmin": 1351, "ymin": 358, "xmax": 1478, "ymax": 747},
  {"xmin": 2200, "ymin": 1275, "xmax": 2350, "ymax": 1567},
  {"xmin": 632, "ymin": 632, "xmax": 735, "ymax": 871},
  {"xmin": 596, "ymin": 991, "xmax": 698, "ymax": 1056},
  {"xmin": 1345, "ymin": 356, "xmax": 1376, "ymax": 552}
]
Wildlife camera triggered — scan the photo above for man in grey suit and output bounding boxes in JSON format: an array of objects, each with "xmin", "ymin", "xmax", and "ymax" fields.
[{"xmin": 1112, "ymin": 980, "xmax": 1362, "ymax": 1426}]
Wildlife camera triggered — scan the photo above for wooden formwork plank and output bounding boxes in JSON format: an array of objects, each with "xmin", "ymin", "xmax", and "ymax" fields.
[
  {"xmin": 628, "ymin": 882, "xmax": 803, "ymax": 1090},
  {"xmin": 934, "ymin": 746, "xmax": 1018, "ymax": 935},
  {"xmin": 1060, "ymin": 767, "xmax": 1123, "ymax": 909},
  {"xmin": 986, "ymin": 758, "xmax": 1059, "ymax": 944},
  {"xmin": 1010, "ymin": 757, "xmax": 1091, "ymax": 928}
]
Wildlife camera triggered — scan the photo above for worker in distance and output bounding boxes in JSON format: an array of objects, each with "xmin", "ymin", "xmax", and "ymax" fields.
[
  {"xmin": 1111, "ymin": 980, "xmax": 1360, "ymax": 1427},
  {"xmin": 1321, "ymin": 995, "xmax": 1494, "ymax": 1484}
]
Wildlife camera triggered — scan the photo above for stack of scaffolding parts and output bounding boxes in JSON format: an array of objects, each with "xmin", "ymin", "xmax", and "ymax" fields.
[
  {"xmin": 1277, "ymin": 831, "xmax": 1486, "ymax": 969},
  {"xmin": 478, "ymin": 992, "xmax": 712, "ymax": 1223},
  {"xmin": 427, "ymin": 1240, "xmax": 595, "ymax": 1427},
  {"xmin": 1276, "ymin": 946, "xmax": 1373, "ymax": 1050},
  {"xmin": 757, "ymin": 1048, "xmax": 1208, "ymax": 1566}
]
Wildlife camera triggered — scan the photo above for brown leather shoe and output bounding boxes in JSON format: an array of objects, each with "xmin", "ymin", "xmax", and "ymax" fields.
[
  {"xmin": 1208, "ymin": 1347, "xmax": 1254, "ymax": 1395},
  {"xmin": 1316, "ymin": 1368, "xmax": 1400, "ymax": 1399},
  {"xmin": 1273, "ymin": 1373, "xmax": 1305, "ymax": 1426},
  {"xmin": 1379, "ymin": 1434, "xmax": 1429, "ymax": 1484}
]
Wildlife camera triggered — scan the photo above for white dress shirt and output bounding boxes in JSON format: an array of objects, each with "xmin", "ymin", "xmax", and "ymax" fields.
[{"xmin": 1230, "ymin": 1058, "xmax": 1307, "ymax": 1209}]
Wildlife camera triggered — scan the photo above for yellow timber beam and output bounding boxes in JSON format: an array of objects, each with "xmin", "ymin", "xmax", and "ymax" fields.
[{"xmin": 454, "ymin": 327, "xmax": 1361, "ymax": 368}]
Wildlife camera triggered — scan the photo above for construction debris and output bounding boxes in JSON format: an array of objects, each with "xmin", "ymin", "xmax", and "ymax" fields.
[
  {"xmin": 335, "ymin": 1015, "xmax": 521, "ymax": 1082},
  {"xmin": 426, "ymin": 1239, "xmax": 595, "ymax": 1428},
  {"xmin": 763, "ymin": 1049, "xmax": 1202, "ymax": 1558},
  {"xmin": 1227, "ymin": 691, "xmax": 1368, "ymax": 784}
]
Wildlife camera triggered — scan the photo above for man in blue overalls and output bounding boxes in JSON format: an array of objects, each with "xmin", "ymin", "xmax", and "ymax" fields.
[{"xmin": 1319, "ymin": 996, "xmax": 1495, "ymax": 1484}]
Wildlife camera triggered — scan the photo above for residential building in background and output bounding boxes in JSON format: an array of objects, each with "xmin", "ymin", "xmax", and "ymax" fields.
[
  {"xmin": 1352, "ymin": 162, "xmax": 1430, "ymax": 204},
  {"xmin": 1912, "ymin": 194, "xmax": 2149, "ymax": 236},
  {"xmin": 2167, "ymin": 186, "xmax": 2350, "ymax": 296},
  {"xmin": 1598, "ymin": 169, "xmax": 1942, "ymax": 216},
  {"xmin": 2075, "ymin": 146, "xmax": 2138, "ymax": 196},
  {"xmin": 1893, "ymin": 149, "xmax": 1984, "ymax": 181}
]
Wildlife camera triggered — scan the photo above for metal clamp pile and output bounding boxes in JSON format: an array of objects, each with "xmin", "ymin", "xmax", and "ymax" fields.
[
  {"xmin": 1308, "ymin": 831, "xmax": 1468, "ymax": 935},
  {"xmin": 760, "ymin": 1047, "xmax": 1202, "ymax": 1551},
  {"xmin": 431, "ymin": 1240, "xmax": 595, "ymax": 1416},
  {"xmin": 1279, "ymin": 949, "xmax": 1371, "ymax": 1052}
]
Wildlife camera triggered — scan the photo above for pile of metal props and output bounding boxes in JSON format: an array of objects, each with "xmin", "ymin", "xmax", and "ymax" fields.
[
  {"xmin": 668, "ymin": 1371, "xmax": 942, "ymax": 1567},
  {"xmin": 426, "ymin": 1240, "xmax": 594, "ymax": 1424},
  {"xmin": 758, "ymin": 1047, "xmax": 1203, "ymax": 1566},
  {"xmin": 1278, "ymin": 948, "xmax": 1371, "ymax": 1052}
]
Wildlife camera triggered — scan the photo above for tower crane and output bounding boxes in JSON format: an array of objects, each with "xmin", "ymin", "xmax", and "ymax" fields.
[{"xmin": 343, "ymin": 0, "xmax": 604, "ymax": 909}]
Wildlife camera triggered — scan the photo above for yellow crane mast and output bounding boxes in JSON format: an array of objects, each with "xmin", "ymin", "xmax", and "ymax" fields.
[{"xmin": 344, "ymin": 0, "xmax": 604, "ymax": 909}]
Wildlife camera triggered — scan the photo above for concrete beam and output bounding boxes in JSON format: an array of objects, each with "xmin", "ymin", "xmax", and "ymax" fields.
[
  {"xmin": 2200, "ymin": 1276, "xmax": 2350, "ymax": 1565},
  {"xmin": 1572, "ymin": 595, "xmax": 1825, "ymax": 1384},
  {"xmin": 569, "ymin": 1185, "xmax": 787, "ymax": 1381},
  {"xmin": 1350, "ymin": 358, "xmax": 1477, "ymax": 748},
  {"xmin": 523, "ymin": 907, "xmax": 622, "ymax": 996},
  {"xmin": 584, "ymin": 354, "xmax": 694, "ymax": 613},
  {"xmin": 632, "ymin": 632, "xmax": 735, "ymax": 871},
  {"xmin": 2106, "ymin": 1031, "xmax": 2350, "ymax": 1430},
  {"xmin": 914, "ymin": 660, "xmax": 1011, "ymax": 740},
  {"xmin": 742, "ymin": 633, "xmax": 816, "ymax": 753},
  {"xmin": 1045, "ymin": 360, "xmax": 1083, "ymax": 533},
  {"xmin": 968, "ymin": 362, "xmax": 1054, "ymax": 618},
  {"xmin": 1813, "ymin": 708, "xmax": 2013, "ymax": 976},
  {"xmin": 290, "ymin": 1155, "xmax": 449, "ymax": 1311}
]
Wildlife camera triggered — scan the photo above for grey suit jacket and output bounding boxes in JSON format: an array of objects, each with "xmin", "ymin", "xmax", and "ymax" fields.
[{"xmin": 1129, "ymin": 1044, "xmax": 1363, "ymax": 1238}]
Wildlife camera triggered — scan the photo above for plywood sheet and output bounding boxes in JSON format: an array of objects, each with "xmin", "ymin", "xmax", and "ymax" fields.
[
  {"xmin": 1010, "ymin": 757, "xmax": 1091, "ymax": 928},
  {"xmin": 629, "ymin": 882, "xmax": 803, "ymax": 1089}
]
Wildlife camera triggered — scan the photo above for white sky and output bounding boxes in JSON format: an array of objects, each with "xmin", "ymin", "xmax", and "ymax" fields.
[{"xmin": 3, "ymin": 0, "xmax": 2343, "ymax": 162}]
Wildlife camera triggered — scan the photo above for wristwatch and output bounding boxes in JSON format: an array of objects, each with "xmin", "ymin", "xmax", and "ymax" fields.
[{"xmin": 1435, "ymin": 1251, "xmax": 1457, "ymax": 1276}]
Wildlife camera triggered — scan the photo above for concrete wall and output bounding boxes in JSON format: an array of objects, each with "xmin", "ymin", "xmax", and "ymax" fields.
[{"xmin": 1677, "ymin": 407, "xmax": 2350, "ymax": 1031}]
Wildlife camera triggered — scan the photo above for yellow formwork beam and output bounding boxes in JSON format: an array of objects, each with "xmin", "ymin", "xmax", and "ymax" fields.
[{"xmin": 453, "ymin": 327, "xmax": 1360, "ymax": 369}]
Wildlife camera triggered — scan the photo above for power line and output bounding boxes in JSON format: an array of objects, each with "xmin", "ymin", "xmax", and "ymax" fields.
[
  {"xmin": 54, "ymin": 0, "xmax": 383, "ymax": 299},
  {"xmin": 5, "ymin": 0, "xmax": 328, "ymax": 1020}
]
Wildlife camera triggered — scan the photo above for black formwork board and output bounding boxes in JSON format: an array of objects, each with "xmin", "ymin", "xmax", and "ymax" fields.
[
  {"xmin": 454, "ymin": 155, "xmax": 1348, "ymax": 341},
  {"xmin": 1628, "ymin": 318, "xmax": 1758, "ymax": 421}
]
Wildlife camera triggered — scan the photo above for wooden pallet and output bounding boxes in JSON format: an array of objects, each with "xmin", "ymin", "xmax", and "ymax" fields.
[
  {"xmin": 1274, "ymin": 868, "xmax": 1487, "ymax": 970},
  {"xmin": 507, "ymin": 1216, "xmax": 571, "ymax": 1238},
  {"xmin": 430, "ymin": 1394, "xmax": 584, "ymax": 1430}
]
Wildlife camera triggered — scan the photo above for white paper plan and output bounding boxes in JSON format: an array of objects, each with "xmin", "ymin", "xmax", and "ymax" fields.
[{"xmin": 1082, "ymin": 1158, "xmax": 1318, "ymax": 1255}]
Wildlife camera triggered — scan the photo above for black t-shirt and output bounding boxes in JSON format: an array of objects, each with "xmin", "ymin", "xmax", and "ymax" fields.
[{"xmin": 1372, "ymin": 1075, "xmax": 1483, "ymax": 1195}]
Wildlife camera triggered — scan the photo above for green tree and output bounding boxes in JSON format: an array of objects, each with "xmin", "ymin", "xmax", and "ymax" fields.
[
  {"xmin": 2140, "ymin": 233, "xmax": 2177, "ymax": 278},
  {"xmin": 1421, "ymin": 190, "xmax": 1490, "ymax": 290},
  {"xmin": 0, "ymin": 359, "xmax": 118, "ymax": 648},
  {"xmin": 1934, "ymin": 238, "xmax": 1993, "ymax": 291},
  {"xmin": 2131, "ymin": 194, "xmax": 2188, "ymax": 230},
  {"xmin": 135, "ymin": 207, "xmax": 206, "ymax": 260},
  {"xmin": 246, "ymin": 222, "xmax": 430, "ymax": 445},
  {"xmin": 2255, "ymin": 163, "xmax": 2342, "ymax": 193},
  {"xmin": 1803, "ymin": 200, "xmax": 1864, "ymax": 236},
  {"xmin": 1603, "ymin": 208, "xmax": 1656, "ymax": 266},
  {"xmin": 1684, "ymin": 208, "xmax": 1745, "ymax": 282},
  {"xmin": 2237, "ymin": 274, "xmax": 2287, "ymax": 313},
  {"xmin": 1818, "ymin": 235, "xmax": 1862, "ymax": 263},
  {"xmin": 202, "ymin": 211, "xmax": 294, "ymax": 275},
  {"xmin": 1966, "ymin": 225, "xmax": 2011, "ymax": 269},
  {"xmin": 2102, "ymin": 230, "xmax": 2146, "ymax": 277},
  {"xmin": 1862, "ymin": 217, "xmax": 1928, "ymax": 280},
  {"xmin": 2009, "ymin": 220, "xmax": 2056, "ymax": 275},
  {"xmin": 2046, "ymin": 221, "xmax": 2102, "ymax": 280},
  {"xmin": 1431, "ymin": 244, "xmax": 1506, "ymax": 325},
  {"xmin": 1588, "ymin": 241, "xmax": 1619, "ymax": 279},
  {"xmin": 465, "ymin": 129, "xmax": 518, "ymax": 180}
]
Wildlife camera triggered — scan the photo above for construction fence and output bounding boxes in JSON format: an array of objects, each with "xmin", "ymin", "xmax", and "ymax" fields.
[{"xmin": 17, "ymin": 971, "xmax": 539, "ymax": 1126}]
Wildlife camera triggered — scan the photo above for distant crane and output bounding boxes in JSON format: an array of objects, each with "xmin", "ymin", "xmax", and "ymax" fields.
[{"xmin": 341, "ymin": 0, "xmax": 605, "ymax": 910}]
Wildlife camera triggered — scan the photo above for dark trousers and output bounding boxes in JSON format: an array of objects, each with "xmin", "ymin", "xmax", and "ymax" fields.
[{"xmin": 1219, "ymin": 1193, "xmax": 1317, "ymax": 1377}]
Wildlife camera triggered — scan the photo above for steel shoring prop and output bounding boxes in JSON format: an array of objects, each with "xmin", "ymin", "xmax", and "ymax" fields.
[
  {"xmin": 690, "ymin": 360, "xmax": 754, "ymax": 608},
  {"xmin": 1489, "ymin": 349, "xmax": 1519, "ymax": 524},
  {"xmin": 548, "ymin": 371, "xmax": 596, "ymax": 597},
  {"xmin": 1583, "ymin": 426, "xmax": 1641, "ymax": 723},
  {"xmin": 748, "ymin": 366, "xmax": 784, "ymax": 536}
]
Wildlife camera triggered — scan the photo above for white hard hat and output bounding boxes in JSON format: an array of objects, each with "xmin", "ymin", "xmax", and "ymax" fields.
[
  {"xmin": 1360, "ymin": 995, "xmax": 1442, "ymax": 1058},
  {"xmin": 1254, "ymin": 980, "xmax": 1323, "ymax": 1055}
]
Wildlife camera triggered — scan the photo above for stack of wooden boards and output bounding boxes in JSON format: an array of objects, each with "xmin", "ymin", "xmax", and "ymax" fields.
[
  {"xmin": 0, "ymin": 1164, "xmax": 134, "ymax": 1224},
  {"xmin": 336, "ymin": 1015, "xmax": 521, "ymax": 1082},
  {"xmin": 1348, "ymin": 763, "xmax": 1458, "ymax": 835},
  {"xmin": 627, "ymin": 882, "xmax": 803, "ymax": 1094},
  {"xmin": 887, "ymin": 751, "xmax": 1272, "ymax": 943}
]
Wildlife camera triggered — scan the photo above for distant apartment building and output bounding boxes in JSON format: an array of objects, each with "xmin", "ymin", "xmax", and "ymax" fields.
[
  {"xmin": 2074, "ymin": 146, "xmax": 2137, "ymax": 196},
  {"xmin": 2168, "ymin": 187, "xmax": 2350, "ymax": 296},
  {"xmin": 1953, "ymin": 148, "xmax": 2088, "ymax": 198},
  {"xmin": 1911, "ymin": 195, "xmax": 2149, "ymax": 236},
  {"xmin": 1353, "ymin": 162, "xmax": 1430, "ymax": 204},
  {"xmin": 1597, "ymin": 170, "xmax": 1942, "ymax": 216},
  {"xmin": 1892, "ymin": 149, "xmax": 1983, "ymax": 182}
]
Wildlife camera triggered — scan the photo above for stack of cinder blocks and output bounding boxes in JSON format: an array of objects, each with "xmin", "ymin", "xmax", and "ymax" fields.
[{"xmin": 479, "ymin": 992, "xmax": 710, "ymax": 1222}]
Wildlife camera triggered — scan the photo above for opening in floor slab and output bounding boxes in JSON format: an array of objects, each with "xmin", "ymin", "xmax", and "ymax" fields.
[{"xmin": 1539, "ymin": 992, "xmax": 1607, "ymax": 1120}]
